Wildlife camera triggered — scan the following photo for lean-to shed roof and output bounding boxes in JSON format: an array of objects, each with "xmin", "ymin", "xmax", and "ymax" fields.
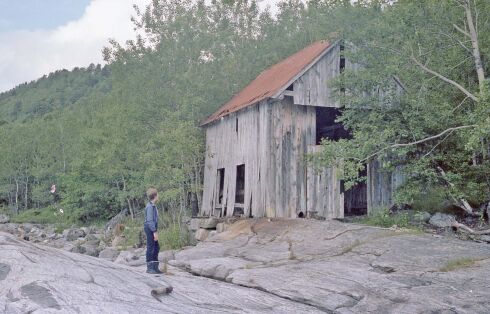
[{"xmin": 201, "ymin": 40, "xmax": 333, "ymax": 126}]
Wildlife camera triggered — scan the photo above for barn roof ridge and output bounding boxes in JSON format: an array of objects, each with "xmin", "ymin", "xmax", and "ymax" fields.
[{"xmin": 201, "ymin": 39, "xmax": 337, "ymax": 126}]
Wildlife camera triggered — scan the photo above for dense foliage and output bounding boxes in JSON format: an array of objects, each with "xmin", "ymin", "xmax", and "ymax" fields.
[
  {"xmin": 0, "ymin": 0, "xmax": 488, "ymax": 224},
  {"xmin": 315, "ymin": 0, "xmax": 490, "ymax": 212}
]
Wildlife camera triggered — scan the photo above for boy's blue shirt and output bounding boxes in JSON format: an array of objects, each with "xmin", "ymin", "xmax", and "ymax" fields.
[{"xmin": 144, "ymin": 201, "xmax": 158, "ymax": 232}]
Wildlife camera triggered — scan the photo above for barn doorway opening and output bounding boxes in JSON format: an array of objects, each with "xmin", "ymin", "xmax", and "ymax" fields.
[
  {"xmin": 344, "ymin": 166, "xmax": 368, "ymax": 216},
  {"xmin": 234, "ymin": 164, "xmax": 245, "ymax": 216},
  {"xmin": 216, "ymin": 168, "xmax": 225, "ymax": 206},
  {"xmin": 315, "ymin": 107, "xmax": 351, "ymax": 145}
]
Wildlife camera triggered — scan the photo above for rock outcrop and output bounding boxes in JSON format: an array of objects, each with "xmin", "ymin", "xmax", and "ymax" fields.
[
  {"xmin": 172, "ymin": 219, "xmax": 490, "ymax": 313},
  {"xmin": 0, "ymin": 232, "xmax": 323, "ymax": 313}
]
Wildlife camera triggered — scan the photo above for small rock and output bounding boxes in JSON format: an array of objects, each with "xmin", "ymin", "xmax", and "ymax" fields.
[
  {"xmin": 201, "ymin": 217, "xmax": 219, "ymax": 229},
  {"xmin": 158, "ymin": 250, "xmax": 175, "ymax": 262},
  {"xmin": 65, "ymin": 229, "xmax": 86, "ymax": 241},
  {"xmin": 429, "ymin": 213, "xmax": 456, "ymax": 228},
  {"xmin": 85, "ymin": 234, "xmax": 100, "ymax": 242},
  {"xmin": 70, "ymin": 245, "xmax": 86, "ymax": 254},
  {"xmin": 81, "ymin": 226, "xmax": 96, "ymax": 235},
  {"xmin": 81, "ymin": 243, "xmax": 99, "ymax": 257},
  {"xmin": 208, "ymin": 231, "xmax": 217, "ymax": 239},
  {"xmin": 195, "ymin": 229, "xmax": 210, "ymax": 241},
  {"xmin": 480, "ymin": 235, "xmax": 490, "ymax": 243},
  {"xmin": 99, "ymin": 247, "xmax": 120, "ymax": 261},
  {"xmin": 0, "ymin": 214, "xmax": 10, "ymax": 224}
]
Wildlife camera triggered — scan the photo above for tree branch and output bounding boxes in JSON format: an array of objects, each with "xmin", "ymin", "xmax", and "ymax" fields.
[
  {"xmin": 411, "ymin": 55, "xmax": 478, "ymax": 101},
  {"xmin": 360, "ymin": 125, "xmax": 477, "ymax": 163},
  {"xmin": 453, "ymin": 23, "xmax": 470, "ymax": 37}
]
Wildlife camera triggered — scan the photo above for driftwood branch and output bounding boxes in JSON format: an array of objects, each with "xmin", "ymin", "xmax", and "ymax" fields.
[
  {"xmin": 411, "ymin": 55, "xmax": 478, "ymax": 102},
  {"xmin": 452, "ymin": 221, "xmax": 490, "ymax": 235},
  {"xmin": 437, "ymin": 166, "xmax": 475, "ymax": 215}
]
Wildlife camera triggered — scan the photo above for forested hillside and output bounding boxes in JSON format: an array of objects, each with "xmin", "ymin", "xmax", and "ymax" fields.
[
  {"xmin": 0, "ymin": 64, "xmax": 111, "ymax": 122},
  {"xmin": 0, "ymin": 0, "xmax": 488, "ymax": 225}
]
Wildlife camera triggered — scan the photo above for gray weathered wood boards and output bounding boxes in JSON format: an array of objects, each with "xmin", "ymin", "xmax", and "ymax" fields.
[
  {"xmin": 306, "ymin": 145, "xmax": 344, "ymax": 219},
  {"xmin": 201, "ymin": 41, "xmax": 404, "ymax": 219},
  {"xmin": 292, "ymin": 44, "xmax": 341, "ymax": 108}
]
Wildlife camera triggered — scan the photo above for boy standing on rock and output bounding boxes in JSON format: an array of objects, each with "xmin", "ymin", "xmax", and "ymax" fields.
[{"xmin": 144, "ymin": 188, "xmax": 162, "ymax": 274}]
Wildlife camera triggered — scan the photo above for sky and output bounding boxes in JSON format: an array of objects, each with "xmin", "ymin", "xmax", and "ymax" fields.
[{"xmin": 0, "ymin": 0, "xmax": 280, "ymax": 93}]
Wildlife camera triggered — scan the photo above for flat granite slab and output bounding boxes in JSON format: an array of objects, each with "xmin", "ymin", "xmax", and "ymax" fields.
[{"xmin": 173, "ymin": 218, "xmax": 490, "ymax": 313}]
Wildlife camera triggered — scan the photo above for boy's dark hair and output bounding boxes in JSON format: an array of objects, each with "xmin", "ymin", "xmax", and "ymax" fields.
[{"xmin": 147, "ymin": 188, "xmax": 158, "ymax": 201}]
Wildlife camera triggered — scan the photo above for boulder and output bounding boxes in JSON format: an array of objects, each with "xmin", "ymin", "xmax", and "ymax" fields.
[
  {"xmin": 189, "ymin": 218, "xmax": 202, "ymax": 231},
  {"xmin": 413, "ymin": 211, "xmax": 432, "ymax": 223},
  {"xmin": 429, "ymin": 213, "xmax": 456, "ymax": 228},
  {"xmin": 99, "ymin": 247, "xmax": 120, "ymax": 261},
  {"xmin": 0, "ymin": 214, "xmax": 9, "ymax": 224},
  {"xmin": 69, "ymin": 244, "xmax": 86, "ymax": 254},
  {"xmin": 216, "ymin": 222, "xmax": 230, "ymax": 233},
  {"xmin": 194, "ymin": 229, "xmax": 210, "ymax": 241},
  {"xmin": 81, "ymin": 243, "xmax": 99, "ymax": 257},
  {"xmin": 200, "ymin": 217, "xmax": 219, "ymax": 229},
  {"xmin": 114, "ymin": 250, "xmax": 137, "ymax": 265}
]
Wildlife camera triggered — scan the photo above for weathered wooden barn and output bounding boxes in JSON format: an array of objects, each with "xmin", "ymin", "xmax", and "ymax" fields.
[{"xmin": 200, "ymin": 40, "xmax": 404, "ymax": 219}]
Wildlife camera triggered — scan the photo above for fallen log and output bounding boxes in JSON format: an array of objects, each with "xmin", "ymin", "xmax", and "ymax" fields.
[{"xmin": 452, "ymin": 221, "xmax": 490, "ymax": 235}]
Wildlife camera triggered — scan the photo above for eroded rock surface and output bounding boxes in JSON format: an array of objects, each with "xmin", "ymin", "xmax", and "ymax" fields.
[
  {"xmin": 0, "ymin": 232, "xmax": 322, "ymax": 313},
  {"xmin": 172, "ymin": 219, "xmax": 490, "ymax": 313}
]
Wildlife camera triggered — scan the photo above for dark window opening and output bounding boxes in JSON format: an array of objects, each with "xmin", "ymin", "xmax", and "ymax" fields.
[
  {"xmin": 235, "ymin": 164, "xmax": 245, "ymax": 204},
  {"xmin": 233, "ymin": 207, "xmax": 244, "ymax": 216},
  {"xmin": 340, "ymin": 44, "xmax": 345, "ymax": 95},
  {"xmin": 315, "ymin": 107, "xmax": 351, "ymax": 145},
  {"xmin": 286, "ymin": 83, "xmax": 294, "ymax": 91},
  {"xmin": 344, "ymin": 166, "xmax": 368, "ymax": 216},
  {"xmin": 217, "ymin": 168, "xmax": 225, "ymax": 205},
  {"xmin": 298, "ymin": 211, "xmax": 304, "ymax": 218},
  {"xmin": 236, "ymin": 117, "xmax": 238, "ymax": 133}
]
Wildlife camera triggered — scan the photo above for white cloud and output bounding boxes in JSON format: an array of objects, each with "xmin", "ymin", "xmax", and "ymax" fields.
[
  {"xmin": 0, "ymin": 0, "xmax": 284, "ymax": 93},
  {"xmin": 0, "ymin": 0, "xmax": 150, "ymax": 92}
]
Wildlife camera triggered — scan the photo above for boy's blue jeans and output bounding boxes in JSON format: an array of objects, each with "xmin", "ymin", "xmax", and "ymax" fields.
[{"xmin": 144, "ymin": 225, "xmax": 159, "ymax": 264}]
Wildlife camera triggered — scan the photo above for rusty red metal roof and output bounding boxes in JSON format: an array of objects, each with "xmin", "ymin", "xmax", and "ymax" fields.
[{"xmin": 201, "ymin": 40, "xmax": 332, "ymax": 126}]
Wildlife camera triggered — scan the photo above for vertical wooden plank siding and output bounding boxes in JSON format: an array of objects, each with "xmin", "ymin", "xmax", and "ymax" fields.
[
  {"xmin": 293, "ymin": 44, "xmax": 340, "ymax": 108},
  {"xmin": 367, "ymin": 159, "xmax": 405, "ymax": 214},
  {"xmin": 306, "ymin": 145, "xmax": 344, "ymax": 219}
]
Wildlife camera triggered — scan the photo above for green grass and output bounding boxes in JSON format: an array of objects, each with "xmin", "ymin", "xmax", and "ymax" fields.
[
  {"xmin": 11, "ymin": 207, "xmax": 71, "ymax": 225},
  {"xmin": 357, "ymin": 209, "xmax": 410, "ymax": 228},
  {"xmin": 439, "ymin": 257, "xmax": 482, "ymax": 272}
]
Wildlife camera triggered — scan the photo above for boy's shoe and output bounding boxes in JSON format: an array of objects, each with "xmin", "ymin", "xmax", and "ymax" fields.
[
  {"xmin": 146, "ymin": 263, "xmax": 159, "ymax": 274},
  {"xmin": 153, "ymin": 262, "xmax": 163, "ymax": 274}
]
